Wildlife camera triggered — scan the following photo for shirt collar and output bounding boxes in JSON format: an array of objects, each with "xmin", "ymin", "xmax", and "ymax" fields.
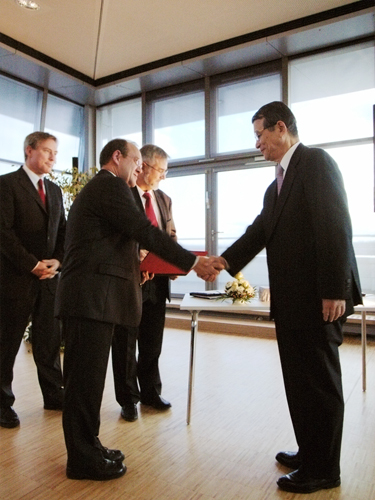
[
  {"xmin": 22, "ymin": 164, "xmax": 44, "ymax": 189},
  {"xmin": 136, "ymin": 185, "xmax": 154, "ymax": 200},
  {"xmin": 279, "ymin": 141, "xmax": 300, "ymax": 174}
]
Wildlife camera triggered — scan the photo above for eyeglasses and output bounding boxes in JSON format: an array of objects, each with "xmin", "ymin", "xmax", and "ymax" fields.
[
  {"xmin": 143, "ymin": 161, "xmax": 168, "ymax": 176},
  {"xmin": 254, "ymin": 124, "xmax": 276, "ymax": 141},
  {"xmin": 125, "ymin": 155, "xmax": 142, "ymax": 168}
]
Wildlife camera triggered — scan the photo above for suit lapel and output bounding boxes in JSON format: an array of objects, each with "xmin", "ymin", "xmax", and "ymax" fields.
[
  {"xmin": 131, "ymin": 186, "xmax": 145, "ymax": 212},
  {"xmin": 269, "ymin": 144, "xmax": 304, "ymax": 234},
  {"xmin": 154, "ymin": 190, "xmax": 168, "ymax": 231}
]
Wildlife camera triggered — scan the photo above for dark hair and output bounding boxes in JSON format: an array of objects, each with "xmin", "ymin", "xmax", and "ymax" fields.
[
  {"xmin": 99, "ymin": 139, "xmax": 129, "ymax": 167},
  {"xmin": 252, "ymin": 101, "xmax": 298, "ymax": 137},
  {"xmin": 24, "ymin": 131, "xmax": 57, "ymax": 160},
  {"xmin": 140, "ymin": 144, "xmax": 169, "ymax": 163}
]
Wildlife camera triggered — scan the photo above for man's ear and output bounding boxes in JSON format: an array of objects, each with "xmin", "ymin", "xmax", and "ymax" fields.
[
  {"xmin": 276, "ymin": 120, "xmax": 288, "ymax": 135},
  {"xmin": 25, "ymin": 145, "xmax": 33, "ymax": 158},
  {"xmin": 112, "ymin": 149, "xmax": 122, "ymax": 165}
]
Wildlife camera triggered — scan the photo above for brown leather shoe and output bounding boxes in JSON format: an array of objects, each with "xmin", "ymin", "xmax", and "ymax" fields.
[
  {"xmin": 277, "ymin": 469, "xmax": 340, "ymax": 493},
  {"xmin": 0, "ymin": 407, "xmax": 20, "ymax": 428}
]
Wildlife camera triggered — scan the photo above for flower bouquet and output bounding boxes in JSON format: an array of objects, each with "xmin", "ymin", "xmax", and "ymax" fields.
[{"xmin": 222, "ymin": 272, "xmax": 256, "ymax": 304}]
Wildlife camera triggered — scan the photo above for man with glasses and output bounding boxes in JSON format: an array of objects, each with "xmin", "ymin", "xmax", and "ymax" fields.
[
  {"xmin": 112, "ymin": 144, "xmax": 175, "ymax": 422},
  {"xmin": 215, "ymin": 101, "xmax": 362, "ymax": 494},
  {"xmin": 56, "ymin": 139, "xmax": 222, "ymax": 481}
]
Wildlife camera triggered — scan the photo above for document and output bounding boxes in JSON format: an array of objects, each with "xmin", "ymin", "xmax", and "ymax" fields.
[{"xmin": 140, "ymin": 250, "xmax": 207, "ymax": 276}]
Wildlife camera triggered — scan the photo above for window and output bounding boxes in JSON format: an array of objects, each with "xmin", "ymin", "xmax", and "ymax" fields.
[
  {"xmin": 290, "ymin": 42, "xmax": 375, "ymax": 293},
  {"xmin": 216, "ymin": 73, "xmax": 281, "ymax": 154},
  {"xmin": 151, "ymin": 91, "xmax": 205, "ymax": 160},
  {"xmin": 290, "ymin": 42, "xmax": 375, "ymax": 144},
  {"xmin": 96, "ymin": 98, "xmax": 142, "ymax": 153},
  {"xmin": 217, "ymin": 166, "xmax": 276, "ymax": 290},
  {"xmin": 0, "ymin": 75, "xmax": 42, "ymax": 168},
  {"xmin": 161, "ymin": 173, "xmax": 206, "ymax": 293},
  {"xmin": 327, "ymin": 144, "xmax": 375, "ymax": 294},
  {"xmin": 45, "ymin": 95, "xmax": 84, "ymax": 172}
]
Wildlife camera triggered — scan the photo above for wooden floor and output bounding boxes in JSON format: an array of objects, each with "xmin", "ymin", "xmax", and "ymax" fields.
[{"xmin": 1, "ymin": 329, "xmax": 375, "ymax": 500}]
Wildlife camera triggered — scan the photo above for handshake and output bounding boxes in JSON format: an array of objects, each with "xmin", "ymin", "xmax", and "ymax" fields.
[{"xmin": 193, "ymin": 255, "xmax": 228, "ymax": 282}]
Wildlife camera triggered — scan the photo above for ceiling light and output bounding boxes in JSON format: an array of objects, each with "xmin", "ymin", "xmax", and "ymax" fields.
[{"xmin": 15, "ymin": 0, "xmax": 40, "ymax": 10}]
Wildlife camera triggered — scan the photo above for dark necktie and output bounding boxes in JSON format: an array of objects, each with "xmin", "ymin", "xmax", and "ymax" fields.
[
  {"xmin": 276, "ymin": 164, "xmax": 284, "ymax": 195},
  {"xmin": 143, "ymin": 192, "xmax": 158, "ymax": 227},
  {"xmin": 37, "ymin": 178, "xmax": 46, "ymax": 206}
]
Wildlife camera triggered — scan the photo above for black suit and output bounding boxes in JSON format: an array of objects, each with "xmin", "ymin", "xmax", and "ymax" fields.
[
  {"xmin": 222, "ymin": 144, "xmax": 362, "ymax": 479},
  {"xmin": 0, "ymin": 167, "xmax": 66, "ymax": 409},
  {"xmin": 55, "ymin": 170, "xmax": 195, "ymax": 468},
  {"xmin": 112, "ymin": 187, "xmax": 175, "ymax": 406}
]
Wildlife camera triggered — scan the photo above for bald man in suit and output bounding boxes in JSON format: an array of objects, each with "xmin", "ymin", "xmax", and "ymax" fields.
[{"xmin": 56, "ymin": 138, "xmax": 222, "ymax": 481}]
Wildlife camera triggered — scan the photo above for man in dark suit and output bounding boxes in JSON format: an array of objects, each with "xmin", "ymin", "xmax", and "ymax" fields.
[
  {"xmin": 214, "ymin": 102, "xmax": 362, "ymax": 494},
  {"xmin": 0, "ymin": 132, "xmax": 66, "ymax": 428},
  {"xmin": 112, "ymin": 144, "xmax": 176, "ymax": 422},
  {"xmin": 56, "ymin": 138, "xmax": 221, "ymax": 481}
]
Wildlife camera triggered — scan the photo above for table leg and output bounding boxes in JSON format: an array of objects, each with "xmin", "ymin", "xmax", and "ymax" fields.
[
  {"xmin": 187, "ymin": 310, "xmax": 199, "ymax": 425},
  {"xmin": 361, "ymin": 310, "xmax": 367, "ymax": 392}
]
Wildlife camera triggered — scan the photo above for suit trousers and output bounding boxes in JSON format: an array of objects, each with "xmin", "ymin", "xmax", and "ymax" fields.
[
  {"xmin": 137, "ymin": 297, "xmax": 167, "ymax": 400},
  {"xmin": 62, "ymin": 316, "xmax": 116, "ymax": 467},
  {"xmin": 112, "ymin": 325, "xmax": 140, "ymax": 405},
  {"xmin": 276, "ymin": 321, "xmax": 344, "ymax": 479},
  {"xmin": 112, "ymin": 297, "xmax": 167, "ymax": 405},
  {"xmin": 0, "ymin": 278, "xmax": 63, "ymax": 408}
]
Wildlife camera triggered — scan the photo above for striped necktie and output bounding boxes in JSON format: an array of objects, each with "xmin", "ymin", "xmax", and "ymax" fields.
[{"xmin": 276, "ymin": 164, "xmax": 284, "ymax": 195}]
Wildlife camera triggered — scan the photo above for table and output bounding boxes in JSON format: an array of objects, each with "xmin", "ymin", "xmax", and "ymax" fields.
[
  {"xmin": 180, "ymin": 293, "xmax": 375, "ymax": 424},
  {"xmin": 180, "ymin": 294, "xmax": 270, "ymax": 424},
  {"xmin": 354, "ymin": 295, "xmax": 375, "ymax": 391}
]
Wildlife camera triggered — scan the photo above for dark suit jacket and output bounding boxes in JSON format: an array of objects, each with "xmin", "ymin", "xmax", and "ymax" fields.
[
  {"xmin": 0, "ymin": 167, "xmax": 66, "ymax": 298},
  {"xmin": 222, "ymin": 144, "xmax": 362, "ymax": 330},
  {"xmin": 56, "ymin": 170, "xmax": 195, "ymax": 327},
  {"xmin": 132, "ymin": 187, "xmax": 176, "ymax": 303}
]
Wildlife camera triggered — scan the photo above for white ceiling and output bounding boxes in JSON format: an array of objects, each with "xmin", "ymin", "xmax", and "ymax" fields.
[
  {"xmin": 0, "ymin": 0, "xmax": 373, "ymax": 105},
  {"xmin": 0, "ymin": 0, "xmax": 364, "ymax": 79}
]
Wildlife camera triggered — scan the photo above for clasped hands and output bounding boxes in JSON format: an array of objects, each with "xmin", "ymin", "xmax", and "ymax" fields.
[
  {"xmin": 32, "ymin": 259, "xmax": 60, "ymax": 279},
  {"xmin": 193, "ymin": 255, "xmax": 227, "ymax": 282}
]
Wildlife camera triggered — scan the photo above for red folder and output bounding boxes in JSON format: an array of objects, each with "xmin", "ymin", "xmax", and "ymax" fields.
[{"xmin": 140, "ymin": 250, "xmax": 208, "ymax": 275}]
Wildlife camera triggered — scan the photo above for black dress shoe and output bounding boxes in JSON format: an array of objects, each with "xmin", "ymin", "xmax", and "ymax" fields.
[
  {"xmin": 141, "ymin": 396, "xmax": 171, "ymax": 410},
  {"xmin": 101, "ymin": 446, "xmax": 125, "ymax": 462},
  {"xmin": 67, "ymin": 458, "xmax": 126, "ymax": 481},
  {"xmin": 275, "ymin": 451, "xmax": 301, "ymax": 470},
  {"xmin": 121, "ymin": 403, "xmax": 138, "ymax": 422},
  {"xmin": 277, "ymin": 469, "xmax": 340, "ymax": 493},
  {"xmin": 0, "ymin": 407, "xmax": 20, "ymax": 428}
]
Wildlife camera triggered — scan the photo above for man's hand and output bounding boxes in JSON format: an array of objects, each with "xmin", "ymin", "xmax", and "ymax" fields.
[
  {"xmin": 140, "ymin": 270, "xmax": 154, "ymax": 285},
  {"xmin": 193, "ymin": 256, "xmax": 226, "ymax": 282},
  {"xmin": 322, "ymin": 299, "xmax": 346, "ymax": 322},
  {"xmin": 32, "ymin": 259, "xmax": 60, "ymax": 280}
]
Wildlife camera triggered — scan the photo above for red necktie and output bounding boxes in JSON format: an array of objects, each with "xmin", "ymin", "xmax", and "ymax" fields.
[
  {"xmin": 143, "ymin": 192, "xmax": 158, "ymax": 227},
  {"xmin": 38, "ymin": 178, "xmax": 46, "ymax": 206},
  {"xmin": 276, "ymin": 164, "xmax": 284, "ymax": 195}
]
